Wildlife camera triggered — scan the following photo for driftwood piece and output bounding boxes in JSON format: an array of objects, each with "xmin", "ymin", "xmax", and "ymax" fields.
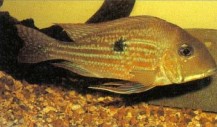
[{"xmin": 86, "ymin": 0, "xmax": 135, "ymax": 23}]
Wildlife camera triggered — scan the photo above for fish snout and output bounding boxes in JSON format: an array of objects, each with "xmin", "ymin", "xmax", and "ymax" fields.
[
  {"xmin": 203, "ymin": 67, "xmax": 217, "ymax": 77},
  {"xmin": 183, "ymin": 58, "xmax": 217, "ymax": 82}
]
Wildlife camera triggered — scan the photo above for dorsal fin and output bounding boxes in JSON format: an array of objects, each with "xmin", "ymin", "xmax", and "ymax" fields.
[
  {"xmin": 56, "ymin": 16, "xmax": 154, "ymax": 41},
  {"xmin": 55, "ymin": 23, "xmax": 102, "ymax": 41}
]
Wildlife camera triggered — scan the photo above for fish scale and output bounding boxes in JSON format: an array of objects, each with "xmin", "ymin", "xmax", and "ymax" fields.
[
  {"xmin": 48, "ymin": 45, "xmax": 135, "ymax": 79},
  {"xmin": 49, "ymin": 24, "xmax": 158, "ymax": 79},
  {"xmin": 48, "ymin": 40, "xmax": 157, "ymax": 71}
]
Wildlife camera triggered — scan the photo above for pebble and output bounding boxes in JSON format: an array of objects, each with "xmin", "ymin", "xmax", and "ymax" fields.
[
  {"xmin": 97, "ymin": 97, "xmax": 105, "ymax": 102},
  {"xmin": 0, "ymin": 71, "xmax": 216, "ymax": 126},
  {"xmin": 43, "ymin": 106, "xmax": 57, "ymax": 113},
  {"xmin": 71, "ymin": 104, "xmax": 81, "ymax": 110}
]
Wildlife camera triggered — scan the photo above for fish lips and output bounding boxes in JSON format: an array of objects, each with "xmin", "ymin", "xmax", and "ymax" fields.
[{"xmin": 182, "ymin": 68, "xmax": 217, "ymax": 83}]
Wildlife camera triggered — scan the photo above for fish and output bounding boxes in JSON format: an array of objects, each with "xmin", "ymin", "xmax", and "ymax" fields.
[{"xmin": 15, "ymin": 16, "xmax": 217, "ymax": 94}]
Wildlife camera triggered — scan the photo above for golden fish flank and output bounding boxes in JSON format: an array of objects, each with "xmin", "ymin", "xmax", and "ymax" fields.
[{"xmin": 16, "ymin": 16, "xmax": 216, "ymax": 94}]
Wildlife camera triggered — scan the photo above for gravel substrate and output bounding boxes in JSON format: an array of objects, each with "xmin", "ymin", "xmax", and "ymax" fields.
[{"xmin": 0, "ymin": 71, "xmax": 216, "ymax": 127}]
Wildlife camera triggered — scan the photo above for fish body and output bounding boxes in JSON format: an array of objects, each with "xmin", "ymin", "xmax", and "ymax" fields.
[{"xmin": 16, "ymin": 16, "xmax": 216, "ymax": 94}]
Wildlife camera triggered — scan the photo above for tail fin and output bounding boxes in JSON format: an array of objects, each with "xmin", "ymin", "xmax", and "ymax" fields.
[{"xmin": 16, "ymin": 24, "xmax": 58, "ymax": 63}]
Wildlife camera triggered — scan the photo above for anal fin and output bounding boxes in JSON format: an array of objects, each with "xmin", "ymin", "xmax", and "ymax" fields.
[{"xmin": 89, "ymin": 81, "xmax": 155, "ymax": 94}]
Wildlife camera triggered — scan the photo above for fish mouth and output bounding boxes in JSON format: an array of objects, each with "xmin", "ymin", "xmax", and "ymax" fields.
[{"xmin": 183, "ymin": 68, "xmax": 217, "ymax": 83}]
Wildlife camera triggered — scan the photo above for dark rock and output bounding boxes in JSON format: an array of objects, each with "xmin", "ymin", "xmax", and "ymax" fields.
[
  {"xmin": 41, "ymin": 25, "xmax": 73, "ymax": 42},
  {"xmin": 20, "ymin": 18, "xmax": 38, "ymax": 29}
]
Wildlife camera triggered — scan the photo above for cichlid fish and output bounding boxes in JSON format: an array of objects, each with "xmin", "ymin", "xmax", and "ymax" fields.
[{"xmin": 16, "ymin": 16, "xmax": 217, "ymax": 94}]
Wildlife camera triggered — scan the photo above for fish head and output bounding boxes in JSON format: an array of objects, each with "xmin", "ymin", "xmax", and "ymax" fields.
[{"xmin": 162, "ymin": 29, "xmax": 217, "ymax": 84}]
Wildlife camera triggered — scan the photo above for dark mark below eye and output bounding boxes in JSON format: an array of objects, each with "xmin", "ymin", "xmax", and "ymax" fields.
[{"xmin": 113, "ymin": 37, "xmax": 127, "ymax": 52}]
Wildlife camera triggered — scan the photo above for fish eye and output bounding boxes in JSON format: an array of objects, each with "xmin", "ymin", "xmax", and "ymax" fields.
[{"xmin": 178, "ymin": 44, "xmax": 193, "ymax": 57}]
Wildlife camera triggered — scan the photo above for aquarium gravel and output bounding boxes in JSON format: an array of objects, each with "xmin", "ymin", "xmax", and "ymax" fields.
[{"xmin": 0, "ymin": 71, "xmax": 216, "ymax": 127}]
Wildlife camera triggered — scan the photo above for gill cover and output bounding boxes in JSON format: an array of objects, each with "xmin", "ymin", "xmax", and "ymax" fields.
[{"xmin": 162, "ymin": 50, "xmax": 183, "ymax": 84}]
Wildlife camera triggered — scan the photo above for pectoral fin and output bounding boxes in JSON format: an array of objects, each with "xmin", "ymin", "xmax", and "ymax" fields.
[
  {"xmin": 89, "ymin": 81, "xmax": 155, "ymax": 94},
  {"xmin": 52, "ymin": 61, "xmax": 101, "ymax": 78}
]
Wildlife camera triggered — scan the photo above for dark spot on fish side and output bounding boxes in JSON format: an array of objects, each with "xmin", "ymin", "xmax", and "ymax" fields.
[{"xmin": 113, "ymin": 37, "xmax": 127, "ymax": 52}]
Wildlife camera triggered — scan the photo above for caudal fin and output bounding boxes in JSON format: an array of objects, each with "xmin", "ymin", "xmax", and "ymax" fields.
[{"xmin": 16, "ymin": 24, "xmax": 58, "ymax": 63}]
